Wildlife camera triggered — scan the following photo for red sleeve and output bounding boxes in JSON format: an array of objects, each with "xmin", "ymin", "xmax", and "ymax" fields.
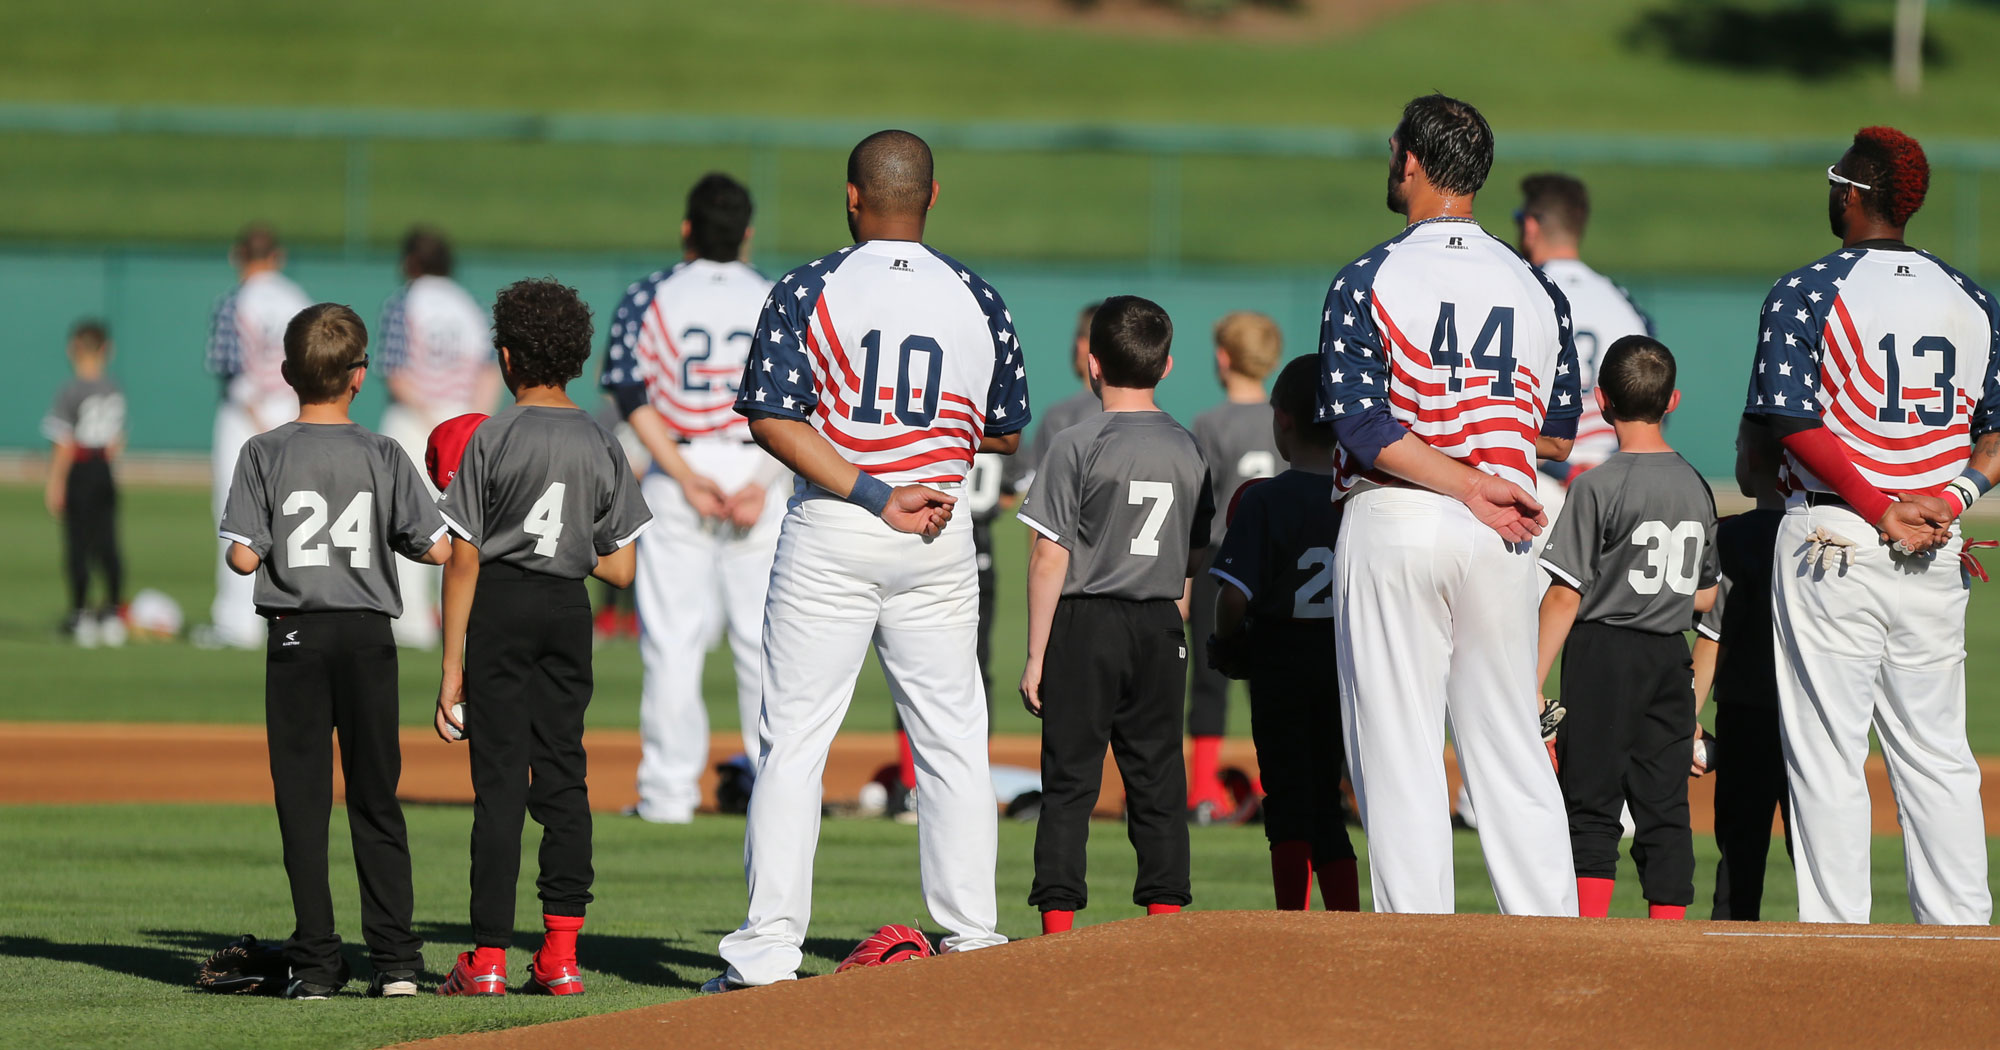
[{"xmin": 1779, "ymin": 426, "xmax": 1891, "ymax": 523}]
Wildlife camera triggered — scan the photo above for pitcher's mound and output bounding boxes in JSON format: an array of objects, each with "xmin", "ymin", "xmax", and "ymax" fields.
[{"xmin": 400, "ymin": 911, "xmax": 2000, "ymax": 1050}]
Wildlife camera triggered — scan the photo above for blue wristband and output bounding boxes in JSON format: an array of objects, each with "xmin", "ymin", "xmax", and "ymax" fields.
[
  {"xmin": 847, "ymin": 472, "xmax": 892, "ymax": 517},
  {"xmin": 1958, "ymin": 467, "xmax": 1994, "ymax": 498}
]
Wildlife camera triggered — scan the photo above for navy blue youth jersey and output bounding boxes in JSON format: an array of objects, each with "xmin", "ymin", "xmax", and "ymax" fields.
[{"xmin": 1207, "ymin": 469, "xmax": 1341, "ymax": 624}]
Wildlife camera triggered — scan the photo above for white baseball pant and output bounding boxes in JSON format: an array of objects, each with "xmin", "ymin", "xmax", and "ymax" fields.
[
  {"xmin": 632, "ymin": 470, "xmax": 785, "ymax": 822},
  {"xmin": 1772, "ymin": 499, "xmax": 1990, "ymax": 925},
  {"xmin": 719, "ymin": 493, "xmax": 1004, "ymax": 985},
  {"xmin": 1335, "ymin": 487, "xmax": 1578, "ymax": 916},
  {"xmin": 378, "ymin": 403, "xmax": 443, "ymax": 649},
  {"xmin": 209, "ymin": 403, "xmax": 264, "ymax": 649}
]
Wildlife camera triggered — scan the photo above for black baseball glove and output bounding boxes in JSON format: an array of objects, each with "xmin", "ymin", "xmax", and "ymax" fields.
[
  {"xmin": 1206, "ymin": 632, "xmax": 1253, "ymax": 681},
  {"xmin": 195, "ymin": 935, "xmax": 289, "ymax": 995}
]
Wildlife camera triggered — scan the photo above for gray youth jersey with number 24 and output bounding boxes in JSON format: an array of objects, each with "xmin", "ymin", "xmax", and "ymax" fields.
[
  {"xmin": 219, "ymin": 422, "xmax": 448, "ymax": 616},
  {"xmin": 437, "ymin": 405, "xmax": 654, "ymax": 579},
  {"xmin": 1538, "ymin": 450, "xmax": 1719, "ymax": 635},
  {"xmin": 1017, "ymin": 411, "xmax": 1215, "ymax": 601}
]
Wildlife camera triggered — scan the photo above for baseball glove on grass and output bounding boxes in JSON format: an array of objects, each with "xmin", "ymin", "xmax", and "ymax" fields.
[
  {"xmin": 196, "ymin": 935, "xmax": 289, "ymax": 995},
  {"xmin": 835, "ymin": 924, "xmax": 935, "ymax": 972}
]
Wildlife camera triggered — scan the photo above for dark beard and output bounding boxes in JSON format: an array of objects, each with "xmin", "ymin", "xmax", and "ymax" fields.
[
  {"xmin": 1386, "ymin": 153, "xmax": 1409, "ymax": 215},
  {"xmin": 847, "ymin": 207, "xmax": 860, "ymax": 243},
  {"xmin": 1828, "ymin": 191, "xmax": 1848, "ymax": 241}
]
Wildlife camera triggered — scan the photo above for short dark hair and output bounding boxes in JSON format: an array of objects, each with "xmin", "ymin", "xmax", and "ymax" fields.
[
  {"xmin": 1074, "ymin": 300, "xmax": 1103, "ymax": 343},
  {"xmin": 283, "ymin": 303, "xmax": 368, "ymax": 404},
  {"xmin": 492, "ymin": 278, "xmax": 594, "ymax": 390},
  {"xmin": 1089, "ymin": 295, "xmax": 1173, "ymax": 389},
  {"xmin": 1270, "ymin": 354, "xmax": 1335, "ymax": 448},
  {"xmin": 686, "ymin": 173, "xmax": 753, "ymax": 262},
  {"xmin": 1845, "ymin": 126, "xmax": 1930, "ymax": 227},
  {"xmin": 1395, "ymin": 94, "xmax": 1494, "ymax": 197},
  {"xmin": 1597, "ymin": 335, "xmax": 1676, "ymax": 423},
  {"xmin": 1519, "ymin": 173, "xmax": 1589, "ymax": 241},
  {"xmin": 232, "ymin": 222, "xmax": 282, "ymax": 265},
  {"xmin": 401, "ymin": 226, "xmax": 454, "ymax": 277},
  {"xmin": 69, "ymin": 320, "xmax": 110, "ymax": 355},
  {"xmin": 847, "ymin": 130, "xmax": 935, "ymax": 217}
]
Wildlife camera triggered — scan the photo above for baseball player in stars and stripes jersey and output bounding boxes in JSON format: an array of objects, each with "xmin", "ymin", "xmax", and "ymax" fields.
[
  {"xmin": 1744, "ymin": 127, "xmax": 1998, "ymax": 925},
  {"xmin": 708, "ymin": 131, "xmax": 1029, "ymax": 992},
  {"xmin": 376, "ymin": 227, "xmax": 498, "ymax": 649},
  {"xmin": 202, "ymin": 224, "xmax": 312, "ymax": 650},
  {"xmin": 1318, "ymin": 95, "xmax": 1578, "ymax": 917},
  {"xmin": 600, "ymin": 174, "xmax": 791, "ymax": 825}
]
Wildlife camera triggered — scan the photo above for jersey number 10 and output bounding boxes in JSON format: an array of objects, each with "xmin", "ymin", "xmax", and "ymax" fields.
[{"xmin": 851, "ymin": 331, "xmax": 944, "ymax": 428}]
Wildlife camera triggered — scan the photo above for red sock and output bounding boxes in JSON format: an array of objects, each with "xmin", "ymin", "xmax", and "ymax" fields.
[
  {"xmin": 1648, "ymin": 903, "xmax": 1686, "ymax": 920},
  {"xmin": 1041, "ymin": 910, "xmax": 1073, "ymax": 935},
  {"xmin": 1576, "ymin": 877, "xmax": 1615, "ymax": 918},
  {"xmin": 1319, "ymin": 858, "xmax": 1361, "ymax": 913},
  {"xmin": 471, "ymin": 946, "xmax": 507, "ymax": 970},
  {"xmin": 541, "ymin": 914, "xmax": 584, "ymax": 962},
  {"xmin": 1146, "ymin": 903, "xmax": 1181, "ymax": 916},
  {"xmin": 1271, "ymin": 841, "xmax": 1314, "ymax": 910},
  {"xmin": 1188, "ymin": 735, "xmax": 1223, "ymax": 806},
  {"xmin": 896, "ymin": 730, "xmax": 916, "ymax": 790}
]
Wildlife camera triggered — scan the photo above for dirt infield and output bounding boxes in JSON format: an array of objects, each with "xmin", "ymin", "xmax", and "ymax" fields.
[
  {"xmin": 391, "ymin": 910, "xmax": 2000, "ymax": 1050},
  {"xmin": 4, "ymin": 721, "xmax": 1991, "ymax": 834}
]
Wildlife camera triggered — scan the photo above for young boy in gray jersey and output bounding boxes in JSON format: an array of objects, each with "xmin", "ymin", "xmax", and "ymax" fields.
[
  {"xmin": 1017, "ymin": 295, "xmax": 1215, "ymax": 935},
  {"xmin": 433, "ymin": 279, "xmax": 652, "ymax": 998},
  {"xmin": 43, "ymin": 321, "xmax": 127, "ymax": 646},
  {"xmin": 1535, "ymin": 336, "xmax": 1718, "ymax": 920},
  {"xmin": 219, "ymin": 303, "xmax": 452, "ymax": 999}
]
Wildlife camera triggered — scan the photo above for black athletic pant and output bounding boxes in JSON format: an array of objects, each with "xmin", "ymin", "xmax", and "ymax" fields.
[
  {"xmin": 264, "ymin": 611, "xmax": 421, "ymax": 984},
  {"xmin": 466, "ymin": 563, "xmax": 595, "ymax": 948},
  {"xmin": 1710, "ymin": 701, "xmax": 1793, "ymax": 920},
  {"xmin": 1555, "ymin": 621, "xmax": 1696, "ymax": 907},
  {"xmin": 63, "ymin": 457, "xmax": 121, "ymax": 614},
  {"xmin": 974, "ymin": 517, "xmax": 997, "ymax": 702},
  {"xmin": 1249, "ymin": 623, "xmax": 1356, "ymax": 863},
  {"xmin": 1031, "ymin": 596, "xmax": 1190, "ymax": 912},
  {"xmin": 1186, "ymin": 548, "xmax": 1229, "ymax": 737}
]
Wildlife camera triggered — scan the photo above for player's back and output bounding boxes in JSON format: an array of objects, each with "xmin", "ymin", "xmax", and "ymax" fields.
[
  {"xmin": 1324, "ymin": 220, "xmax": 1575, "ymax": 495},
  {"xmin": 381, "ymin": 275, "xmax": 492, "ymax": 413},
  {"xmin": 1539, "ymin": 451, "xmax": 1716, "ymax": 634},
  {"xmin": 605, "ymin": 259, "xmax": 772, "ymax": 443},
  {"xmin": 215, "ymin": 272, "xmax": 312, "ymax": 415},
  {"xmin": 437, "ymin": 405, "xmax": 652, "ymax": 580},
  {"xmin": 1540, "ymin": 258, "xmax": 1651, "ymax": 469},
  {"xmin": 1712, "ymin": 508, "xmax": 1782, "ymax": 703},
  {"xmin": 1009, "ymin": 386, "xmax": 1102, "ymax": 495},
  {"xmin": 735, "ymin": 241, "xmax": 1030, "ymax": 487},
  {"xmin": 1192, "ymin": 401, "xmax": 1278, "ymax": 546},
  {"xmin": 1210, "ymin": 469, "xmax": 1340, "ymax": 627},
  {"xmin": 1019, "ymin": 412, "xmax": 1214, "ymax": 602},
  {"xmin": 224, "ymin": 422, "xmax": 441, "ymax": 616}
]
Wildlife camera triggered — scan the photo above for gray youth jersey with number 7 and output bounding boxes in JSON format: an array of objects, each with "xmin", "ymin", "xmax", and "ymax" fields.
[
  {"xmin": 1016, "ymin": 411, "xmax": 1215, "ymax": 601},
  {"xmin": 1538, "ymin": 450, "xmax": 1719, "ymax": 635},
  {"xmin": 219, "ymin": 421, "xmax": 448, "ymax": 616},
  {"xmin": 437, "ymin": 405, "xmax": 654, "ymax": 579}
]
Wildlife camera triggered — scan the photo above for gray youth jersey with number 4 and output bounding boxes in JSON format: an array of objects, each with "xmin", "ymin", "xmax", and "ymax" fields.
[
  {"xmin": 219, "ymin": 422, "xmax": 448, "ymax": 616},
  {"xmin": 1539, "ymin": 450, "xmax": 1719, "ymax": 635},
  {"xmin": 437, "ymin": 405, "xmax": 654, "ymax": 579},
  {"xmin": 1192, "ymin": 400, "xmax": 1279, "ymax": 547},
  {"xmin": 1017, "ymin": 411, "xmax": 1215, "ymax": 601}
]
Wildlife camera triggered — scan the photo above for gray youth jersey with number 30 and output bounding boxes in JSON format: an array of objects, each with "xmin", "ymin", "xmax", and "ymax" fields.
[
  {"xmin": 438, "ymin": 405, "xmax": 654, "ymax": 579},
  {"xmin": 1017, "ymin": 411, "xmax": 1215, "ymax": 601},
  {"xmin": 1538, "ymin": 451, "xmax": 1719, "ymax": 635},
  {"xmin": 219, "ymin": 422, "xmax": 448, "ymax": 616}
]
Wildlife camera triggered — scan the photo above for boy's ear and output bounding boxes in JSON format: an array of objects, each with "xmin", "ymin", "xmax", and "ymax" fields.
[
  {"xmin": 1666, "ymin": 388, "xmax": 1682, "ymax": 414},
  {"xmin": 280, "ymin": 360, "xmax": 294, "ymax": 387},
  {"xmin": 1159, "ymin": 354, "xmax": 1175, "ymax": 383},
  {"xmin": 1594, "ymin": 385, "xmax": 1611, "ymax": 416}
]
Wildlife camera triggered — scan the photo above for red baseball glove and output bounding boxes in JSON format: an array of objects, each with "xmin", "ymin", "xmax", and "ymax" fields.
[{"xmin": 836, "ymin": 924, "xmax": 935, "ymax": 973}]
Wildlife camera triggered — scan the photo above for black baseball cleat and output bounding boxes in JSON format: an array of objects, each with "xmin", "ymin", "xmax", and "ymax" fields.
[
  {"xmin": 367, "ymin": 969, "xmax": 420, "ymax": 997},
  {"xmin": 285, "ymin": 978, "xmax": 340, "ymax": 1000}
]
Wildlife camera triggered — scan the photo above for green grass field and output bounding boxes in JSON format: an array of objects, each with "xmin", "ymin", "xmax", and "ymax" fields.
[
  {"xmin": 1, "ymin": 0, "xmax": 1999, "ymax": 274},
  {"xmin": 0, "ymin": 803, "xmax": 1959, "ymax": 1050}
]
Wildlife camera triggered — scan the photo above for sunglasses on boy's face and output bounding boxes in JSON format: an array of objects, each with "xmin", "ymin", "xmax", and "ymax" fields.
[{"xmin": 347, "ymin": 356, "xmax": 369, "ymax": 372}]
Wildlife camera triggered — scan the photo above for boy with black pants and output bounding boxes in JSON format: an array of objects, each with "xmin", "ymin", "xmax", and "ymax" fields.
[
  {"xmin": 1206, "ymin": 355, "xmax": 1359, "ymax": 911},
  {"xmin": 1018, "ymin": 296, "xmax": 1215, "ymax": 934},
  {"xmin": 219, "ymin": 303, "xmax": 452, "ymax": 999},
  {"xmin": 43, "ymin": 321, "xmax": 127, "ymax": 646},
  {"xmin": 1536, "ymin": 335, "xmax": 1718, "ymax": 919},
  {"xmin": 433, "ymin": 280, "xmax": 652, "ymax": 997}
]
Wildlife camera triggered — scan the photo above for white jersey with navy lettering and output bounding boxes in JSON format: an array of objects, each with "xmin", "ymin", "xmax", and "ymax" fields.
[
  {"xmin": 1318, "ymin": 218, "xmax": 1582, "ymax": 496},
  {"xmin": 378, "ymin": 275, "xmax": 493, "ymax": 417},
  {"xmin": 603, "ymin": 259, "xmax": 773, "ymax": 452},
  {"xmin": 1539, "ymin": 258, "xmax": 1653, "ymax": 470},
  {"xmin": 735, "ymin": 240, "xmax": 1032, "ymax": 486},
  {"xmin": 207, "ymin": 271, "xmax": 312, "ymax": 424}
]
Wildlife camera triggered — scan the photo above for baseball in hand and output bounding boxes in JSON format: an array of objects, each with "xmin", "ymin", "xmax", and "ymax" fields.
[
  {"xmin": 447, "ymin": 702, "xmax": 467, "ymax": 741},
  {"xmin": 1693, "ymin": 738, "xmax": 1706, "ymax": 768}
]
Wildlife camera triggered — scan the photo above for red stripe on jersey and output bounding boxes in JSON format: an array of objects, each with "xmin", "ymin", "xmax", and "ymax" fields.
[
  {"xmin": 1825, "ymin": 392, "xmax": 1968, "ymax": 451},
  {"xmin": 814, "ymin": 298, "xmax": 864, "ymax": 400},
  {"xmin": 1841, "ymin": 440, "xmax": 1974, "ymax": 479},
  {"xmin": 1831, "ymin": 299, "xmax": 1887, "ymax": 397},
  {"xmin": 817, "ymin": 413, "xmax": 979, "ymax": 454},
  {"xmin": 858, "ymin": 445, "xmax": 974, "ymax": 476},
  {"xmin": 803, "ymin": 324, "xmax": 855, "ymax": 417}
]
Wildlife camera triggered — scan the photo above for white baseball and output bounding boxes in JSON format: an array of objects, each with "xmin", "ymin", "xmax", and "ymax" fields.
[
  {"xmin": 1693, "ymin": 738, "xmax": 1708, "ymax": 768},
  {"xmin": 448, "ymin": 702, "xmax": 466, "ymax": 741}
]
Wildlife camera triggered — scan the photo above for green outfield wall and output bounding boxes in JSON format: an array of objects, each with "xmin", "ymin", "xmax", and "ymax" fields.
[{"xmin": 1, "ymin": 245, "xmax": 1770, "ymax": 476}]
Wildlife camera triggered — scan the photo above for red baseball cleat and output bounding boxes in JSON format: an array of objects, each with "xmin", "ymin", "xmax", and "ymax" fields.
[
  {"xmin": 437, "ymin": 951, "xmax": 507, "ymax": 996},
  {"xmin": 836, "ymin": 924, "xmax": 935, "ymax": 972},
  {"xmin": 527, "ymin": 951, "xmax": 585, "ymax": 996}
]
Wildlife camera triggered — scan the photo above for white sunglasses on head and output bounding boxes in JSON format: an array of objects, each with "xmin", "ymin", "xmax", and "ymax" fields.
[{"xmin": 1827, "ymin": 165, "xmax": 1874, "ymax": 191}]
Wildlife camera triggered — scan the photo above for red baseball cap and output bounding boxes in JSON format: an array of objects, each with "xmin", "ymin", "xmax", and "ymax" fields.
[{"xmin": 425, "ymin": 413, "xmax": 488, "ymax": 491}]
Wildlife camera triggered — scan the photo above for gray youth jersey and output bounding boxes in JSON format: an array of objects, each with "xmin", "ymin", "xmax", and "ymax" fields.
[
  {"xmin": 438, "ymin": 405, "xmax": 653, "ymax": 579},
  {"xmin": 1004, "ymin": 386, "xmax": 1101, "ymax": 495},
  {"xmin": 1192, "ymin": 400, "xmax": 1279, "ymax": 546},
  {"xmin": 1017, "ymin": 411, "xmax": 1215, "ymax": 601},
  {"xmin": 1539, "ymin": 451, "xmax": 1719, "ymax": 635},
  {"xmin": 43, "ymin": 376, "xmax": 126, "ymax": 450},
  {"xmin": 219, "ymin": 422, "xmax": 447, "ymax": 616}
]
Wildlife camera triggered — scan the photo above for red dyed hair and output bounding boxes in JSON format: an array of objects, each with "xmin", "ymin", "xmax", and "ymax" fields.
[{"xmin": 1849, "ymin": 126, "xmax": 1929, "ymax": 227}]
